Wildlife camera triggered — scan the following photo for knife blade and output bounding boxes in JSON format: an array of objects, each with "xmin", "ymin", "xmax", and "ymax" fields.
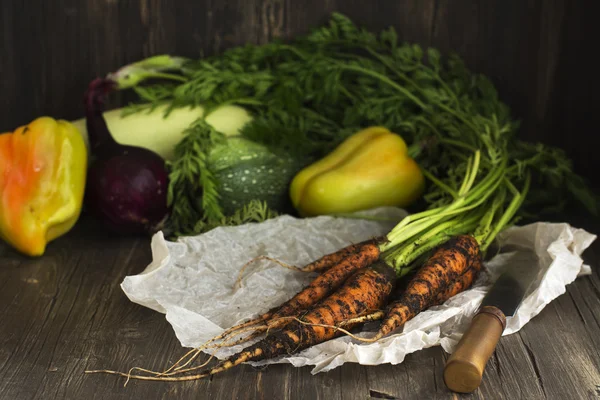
[{"xmin": 443, "ymin": 248, "xmax": 540, "ymax": 393}]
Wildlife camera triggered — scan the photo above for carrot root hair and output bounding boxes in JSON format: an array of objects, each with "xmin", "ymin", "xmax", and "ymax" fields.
[
  {"xmin": 338, "ymin": 310, "xmax": 385, "ymax": 327},
  {"xmin": 235, "ymin": 256, "xmax": 305, "ymax": 288},
  {"xmin": 83, "ymin": 322, "xmax": 263, "ymax": 385}
]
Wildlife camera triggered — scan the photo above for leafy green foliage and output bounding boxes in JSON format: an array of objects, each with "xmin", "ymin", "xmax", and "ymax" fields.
[
  {"xmin": 166, "ymin": 119, "xmax": 226, "ymax": 236},
  {"xmin": 190, "ymin": 199, "xmax": 280, "ymax": 234},
  {"xmin": 122, "ymin": 12, "xmax": 596, "ymax": 237}
]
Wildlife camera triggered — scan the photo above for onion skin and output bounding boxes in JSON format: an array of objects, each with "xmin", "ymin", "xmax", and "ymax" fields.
[
  {"xmin": 85, "ymin": 146, "xmax": 170, "ymax": 235},
  {"xmin": 84, "ymin": 78, "xmax": 171, "ymax": 235}
]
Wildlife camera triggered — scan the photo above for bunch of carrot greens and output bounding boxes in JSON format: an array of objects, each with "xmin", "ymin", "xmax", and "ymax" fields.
[
  {"xmin": 86, "ymin": 13, "xmax": 596, "ymax": 382},
  {"xmin": 100, "ymin": 14, "xmax": 595, "ymax": 236}
]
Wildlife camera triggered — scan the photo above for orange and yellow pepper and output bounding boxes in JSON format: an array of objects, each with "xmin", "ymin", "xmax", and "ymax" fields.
[
  {"xmin": 289, "ymin": 126, "xmax": 424, "ymax": 217},
  {"xmin": 0, "ymin": 117, "xmax": 87, "ymax": 256}
]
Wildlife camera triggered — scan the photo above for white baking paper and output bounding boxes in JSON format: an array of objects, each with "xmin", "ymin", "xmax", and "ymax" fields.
[{"xmin": 120, "ymin": 207, "xmax": 596, "ymax": 374}]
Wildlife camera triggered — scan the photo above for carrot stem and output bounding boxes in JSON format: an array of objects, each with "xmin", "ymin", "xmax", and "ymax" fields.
[
  {"xmin": 384, "ymin": 209, "xmax": 482, "ymax": 273},
  {"xmin": 480, "ymin": 172, "xmax": 531, "ymax": 252},
  {"xmin": 382, "ymin": 156, "xmax": 505, "ymax": 253}
]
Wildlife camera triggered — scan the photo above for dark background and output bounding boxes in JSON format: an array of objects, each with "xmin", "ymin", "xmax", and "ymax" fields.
[{"xmin": 1, "ymin": 0, "xmax": 598, "ymax": 186}]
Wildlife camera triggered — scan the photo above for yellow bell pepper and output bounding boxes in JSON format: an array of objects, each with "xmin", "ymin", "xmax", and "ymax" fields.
[
  {"xmin": 290, "ymin": 126, "xmax": 424, "ymax": 217},
  {"xmin": 0, "ymin": 117, "xmax": 87, "ymax": 256}
]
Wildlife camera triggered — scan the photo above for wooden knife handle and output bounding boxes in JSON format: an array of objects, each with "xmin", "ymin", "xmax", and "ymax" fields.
[{"xmin": 443, "ymin": 306, "xmax": 507, "ymax": 393}]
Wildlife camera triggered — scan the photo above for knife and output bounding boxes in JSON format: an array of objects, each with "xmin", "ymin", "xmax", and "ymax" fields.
[{"xmin": 443, "ymin": 247, "xmax": 541, "ymax": 393}]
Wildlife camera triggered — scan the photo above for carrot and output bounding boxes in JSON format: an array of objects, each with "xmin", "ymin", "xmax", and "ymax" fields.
[
  {"xmin": 208, "ymin": 262, "xmax": 394, "ymax": 374},
  {"xmin": 300, "ymin": 237, "xmax": 385, "ymax": 273},
  {"xmin": 204, "ymin": 262, "xmax": 395, "ymax": 378},
  {"xmin": 334, "ymin": 254, "xmax": 482, "ymax": 331},
  {"xmin": 266, "ymin": 242, "xmax": 381, "ymax": 324},
  {"xmin": 234, "ymin": 236, "xmax": 383, "ymax": 287},
  {"xmin": 433, "ymin": 256, "xmax": 481, "ymax": 305},
  {"xmin": 153, "ymin": 217, "xmax": 483, "ymax": 375},
  {"xmin": 221, "ymin": 235, "xmax": 478, "ymax": 347},
  {"xmin": 372, "ymin": 235, "xmax": 481, "ymax": 341},
  {"xmin": 212, "ymin": 242, "xmax": 382, "ymax": 344}
]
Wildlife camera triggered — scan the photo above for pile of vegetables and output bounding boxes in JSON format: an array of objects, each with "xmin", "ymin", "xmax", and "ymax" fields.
[
  {"xmin": 86, "ymin": 147, "xmax": 518, "ymax": 381},
  {"xmin": 1, "ymin": 13, "xmax": 595, "ymax": 257},
  {"xmin": 74, "ymin": 14, "xmax": 595, "ymax": 239},
  {"xmin": 83, "ymin": 14, "xmax": 598, "ymax": 382}
]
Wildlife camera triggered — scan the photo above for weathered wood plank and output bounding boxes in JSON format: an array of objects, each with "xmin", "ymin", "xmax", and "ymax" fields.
[
  {"xmin": 484, "ymin": 335, "xmax": 545, "ymax": 399},
  {"xmin": 288, "ymin": 363, "xmax": 343, "ymax": 400},
  {"xmin": 339, "ymin": 362, "xmax": 370, "ymax": 400},
  {"xmin": 0, "ymin": 220, "xmax": 201, "ymax": 399},
  {"xmin": 365, "ymin": 349, "xmax": 450, "ymax": 400},
  {"xmin": 516, "ymin": 279, "xmax": 600, "ymax": 399}
]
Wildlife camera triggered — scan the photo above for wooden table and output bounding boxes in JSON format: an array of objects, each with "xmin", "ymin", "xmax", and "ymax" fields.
[{"xmin": 1, "ymin": 216, "xmax": 599, "ymax": 400}]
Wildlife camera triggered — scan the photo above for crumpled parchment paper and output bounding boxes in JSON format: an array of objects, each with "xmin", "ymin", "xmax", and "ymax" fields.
[{"xmin": 121, "ymin": 207, "xmax": 596, "ymax": 374}]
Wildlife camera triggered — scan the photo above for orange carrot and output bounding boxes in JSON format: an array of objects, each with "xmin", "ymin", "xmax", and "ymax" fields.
[
  {"xmin": 267, "ymin": 242, "xmax": 381, "ymax": 323},
  {"xmin": 372, "ymin": 235, "xmax": 481, "ymax": 340},
  {"xmin": 301, "ymin": 236, "xmax": 385, "ymax": 273},
  {"xmin": 201, "ymin": 261, "xmax": 396, "ymax": 378},
  {"xmin": 234, "ymin": 237, "xmax": 383, "ymax": 288},
  {"xmin": 214, "ymin": 242, "xmax": 382, "ymax": 342},
  {"xmin": 85, "ymin": 238, "xmax": 484, "ymax": 383},
  {"xmin": 433, "ymin": 256, "xmax": 481, "ymax": 305},
  {"xmin": 335, "ymin": 254, "xmax": 482, "ymax": 330},
  {"xmin": 231, "ymin": 262, "xmax": 482, "ymax": 350}
]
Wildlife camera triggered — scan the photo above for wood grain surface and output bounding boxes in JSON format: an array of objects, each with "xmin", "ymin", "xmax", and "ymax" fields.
[{"xmin": 0, "ymin": 216, "xmax": 598, "ymax": 399}]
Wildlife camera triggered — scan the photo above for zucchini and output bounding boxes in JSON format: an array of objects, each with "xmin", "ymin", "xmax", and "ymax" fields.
[{"xmin": 208, "ymin": 138, "xmax": 306, "ymax": 214}]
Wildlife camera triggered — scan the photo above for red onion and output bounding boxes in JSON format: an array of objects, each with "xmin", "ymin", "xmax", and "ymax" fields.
[{"xmin": 84, "ymin": 78, "xmax": 170, "ymax": 235}]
